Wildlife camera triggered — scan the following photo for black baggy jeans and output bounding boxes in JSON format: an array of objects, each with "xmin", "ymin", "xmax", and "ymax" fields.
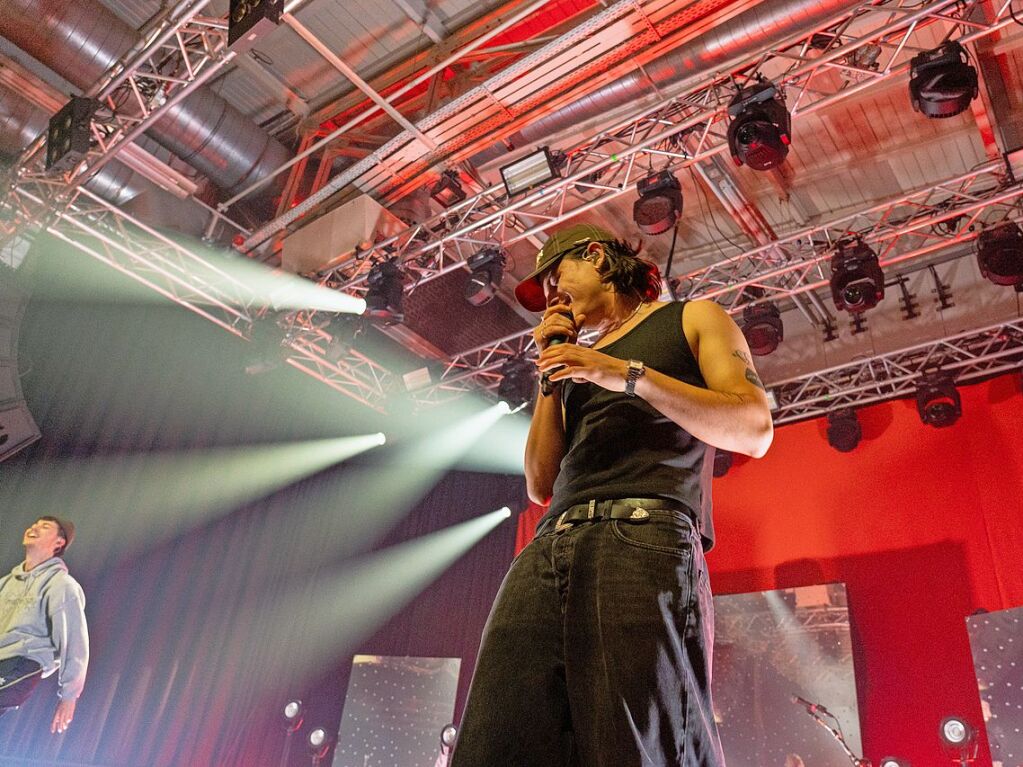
[{"xmin": 452, "ymin": 506, "xmax": 725, "ymax": 767}]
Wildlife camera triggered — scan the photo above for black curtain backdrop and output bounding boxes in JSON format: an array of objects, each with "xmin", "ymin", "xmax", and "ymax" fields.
[{"xmin": 0, "ymin": 251, "xmax": 522, "ymax": 767}]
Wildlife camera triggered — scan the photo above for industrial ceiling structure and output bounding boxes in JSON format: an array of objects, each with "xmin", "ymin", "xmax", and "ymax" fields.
[{"xmin": 1, "ymin": 0, "xmax": 1021, "ymax": 422}]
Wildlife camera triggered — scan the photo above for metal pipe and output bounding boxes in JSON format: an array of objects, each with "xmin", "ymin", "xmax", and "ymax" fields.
[
  {"xmin": 283, "ymin": 14, "xmax": 436, "ymax": 149},
  {"xmin": 243, "ymin": 0, "xmax": 867, "ymax": 249},
  {"xmin": 0, "ymin": 0, "xmax": 289, "ymax": 197},
  {"xmin": 221, "ymin": 0, "xmax": 558, "ymax": 209}
]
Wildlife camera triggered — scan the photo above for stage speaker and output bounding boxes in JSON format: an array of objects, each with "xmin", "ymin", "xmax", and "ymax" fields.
[
  {"xmin": 0, "ymin": 401, "xmax": 41, "ymax": 462},
  {"xmin": 0, "ymin": 271, "xmax": 29, "ymax": 361},
  {"xmin": 0, "ymin": 264, "xmax": 40, "ymax": 462}
]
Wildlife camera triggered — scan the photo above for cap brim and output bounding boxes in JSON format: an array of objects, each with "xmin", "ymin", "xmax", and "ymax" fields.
[
  {"xmin": 514, "ymin": 276, "xmax": 548, "ymax": 312},
  {"xmin": 514, "ymin": 253, "xmax": 567, "ymax": 312}
]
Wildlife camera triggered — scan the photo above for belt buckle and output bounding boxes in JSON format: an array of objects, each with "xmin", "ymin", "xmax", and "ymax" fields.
[
  {"xmin": 554, "ymin": 511, "xmax": 571, "ymax": 532},
  {"xmin": 587, "ymin": 499, "xmax": 596, "ymax": 520}
]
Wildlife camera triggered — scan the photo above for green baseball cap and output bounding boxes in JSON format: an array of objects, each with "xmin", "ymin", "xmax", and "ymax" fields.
[{"xmin": 514, "ymin": 223, "xmax": 618, "ymax": 311}]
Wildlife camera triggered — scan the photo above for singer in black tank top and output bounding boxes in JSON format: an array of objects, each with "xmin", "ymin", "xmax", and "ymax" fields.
[
  {"xmin": 453, "ymin": 225, "xmax": 773, "ymax": 767},
  {"xmin": 543, "ymin": 300, "xmax": 716, "ymax": 551}
]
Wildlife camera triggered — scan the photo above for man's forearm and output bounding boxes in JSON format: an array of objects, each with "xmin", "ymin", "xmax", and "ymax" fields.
[
  {"xmin": 634, "ymin": 366, "xmax": 774, "ymax": 458},
  {"xmin": 524, "ymin": 389, "xmax": 567, "ymax": 504}
]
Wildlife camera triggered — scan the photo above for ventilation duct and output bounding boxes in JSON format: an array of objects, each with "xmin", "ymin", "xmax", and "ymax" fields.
[
  {"xmin": 0, "ymin": 0, "xmax": 290, "ymax": 197},
  {"xmin": 471, "ymin": 0, "xmax": 862, "ymax": 167}
]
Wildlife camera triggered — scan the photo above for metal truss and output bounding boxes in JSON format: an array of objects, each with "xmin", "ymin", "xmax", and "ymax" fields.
[
  {"xmin": 771, "ymin": 316, "xmax": 1023, "ymax": 424},
  {"xmin": 675, "ymin": 161, "xmax": 1023, "ymax": 311},
  {"xmin": 716, "ymin": 604, "xmax": 852, "ymax": 647},
  {"xmin": 0, "ymin": 0, "xmax": 400, "ymax": 410},
  {"xmin": 407, "ymin": 160, "xmax": 1023, "ymax": 403},
  {"xmin": 2, "ymin": 178, "xmax": 399, "ymax": 409},
  {"xmin": 320, "ymin": 0, "xmax": 1018, "ymax": 295},
  {"xmin": 12, "ymin": 1, "xmax": 233, "ymax": 195}
]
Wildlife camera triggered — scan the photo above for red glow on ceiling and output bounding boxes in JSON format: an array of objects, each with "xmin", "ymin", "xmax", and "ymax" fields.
[{"xmin": 318, "ymin": 0, "xmax": 600, "ymax": 134}]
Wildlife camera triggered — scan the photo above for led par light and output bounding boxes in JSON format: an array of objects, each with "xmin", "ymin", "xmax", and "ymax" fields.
[
  {"xmin": 939, "ymin": 715, "xmax": 978, "ymax": 762},
  {"xmin": 741, "ymin": 302, "xmax": 783, "ymax": 356},
  {"xmin": 46, "ymin": 97, "xmax": 98, "ymax": 174},
  {"xmin": 909, "ymin": 41, "xmax": 978, "ymax": 119},
  {"xmin": 726, "ymin": 81, "xmax": 791, "ymax": 171},
  {"xmin": 282, "ymin": 699, "xmax": 303, "ymax": 732},
  {"xmin": 633, "ymin": 170, "xmax": 682, "ymax": 235}
]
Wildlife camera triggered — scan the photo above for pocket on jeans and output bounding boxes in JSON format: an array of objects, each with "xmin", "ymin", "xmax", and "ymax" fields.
[{"xmin": 610, "ymin": 510, "xmax": 696, "ymax": 556}]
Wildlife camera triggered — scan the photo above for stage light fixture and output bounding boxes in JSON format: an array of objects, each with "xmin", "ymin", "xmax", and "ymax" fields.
[
  {"xmin": 282, "ymin": 699, "xmax": 303, "ymax": 732},
  {"xmin": 741, "ymin": 302, "xmax": 783, "ymax": 356},
  {"xmin": 909, "ymin": 41, "xmax": 978, "ymax": 119},
  {"xmin": 827, "ymin": 408, "xmax": 861, "ymax": 452},
  {"xmin": 440, "ymin": 723, "xmax": 458, "ymax": 748},
  {"xmin": 830, "ymin": 238, "xmax": 885, "ymax": 314},
  {"xmin": 632, "ymin": 170, "xmax": 683, "ymax": 235},
  {"xmin": 726, "ymin": 81, "xmax": 791, "ymax": 171},
  {"xmin": 307, "ymin": 725, "xmax": 334, "ymax": 762},
  {"xmin": 46, "ymin": 96, "xmax": 98, "ymax": 174},
  {"xmin": 430, "ymin": 170, "xmax": 467, "ymax": 208},
  {"xmin": 916, "ymin": 373, "xmax": 961, "ymax": 428},
  {"xmin": 939, "ymin": 715, "xmax": 978, "ymax": 763},
  {"xmin": 497, "ymin": 357, "xmax": 535, "ymax": 413},
  {"xmin": 464, "ymin": 246, "xmax": 507, "ymax": 306},
  {"xmin": 228, "ymin": 0, "xmax": 282, "ymax": 51},
  {"xmin": 712, "ymin": 449, "xmax": 733, "ymax": 478},
  {"xmin": 879, "ymin": 758, "xmax": 910, "ymax": 767},
  {"xmin": 500, "ymin": 147, "xmax": 560, "ymax": 197},
  {"xmin": 364, "ymin": 258, "xmax": 405, "ymax": 324},
  {"xmin": 322, "ymin": 314, "xmax": 364, "ymax": 363},
  {"xmin": 977, "ymin": 223, "xmax": 1023, "ymax": 288},
  {"xmin": 244, "ymin": 313, "xmax": 289, "ymax": 375}
]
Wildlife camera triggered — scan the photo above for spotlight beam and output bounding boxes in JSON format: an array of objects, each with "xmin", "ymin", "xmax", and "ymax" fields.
[
  {"xmin": 239, "ymin": 507, "xmax": 512, "ymax": 690},
  {"xmin": 0, "ymin": 434, "xmax": 387, "ymax": 560}
]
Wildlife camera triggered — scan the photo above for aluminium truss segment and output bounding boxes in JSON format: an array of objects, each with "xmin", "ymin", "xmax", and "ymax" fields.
[
  {"xmin": 321, "ymin": 0, "xmax": 1017, "ymax": 296},
  {"xmin": 770, "ymin": 317, "xmax": 1023, "ymax": 424},
  {"xmin": 407, "ymin": 161, "xmax": 1023, "ymax": 403},
  {"xmin": 9, "ymin": 3, "xmax": 233, "ymax": 194},
  {"xmin": 0, "ymin": 0, "xmax": 398, "ymax": 410},
  {"xmin": 2, "ymin": 177, "xmax": 397, "ymax": 409}
]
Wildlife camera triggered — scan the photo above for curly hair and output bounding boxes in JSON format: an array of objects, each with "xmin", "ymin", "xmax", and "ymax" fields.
[{"xmin": 586, "ymin": 239, "xmax": 662, "ymax": 302}]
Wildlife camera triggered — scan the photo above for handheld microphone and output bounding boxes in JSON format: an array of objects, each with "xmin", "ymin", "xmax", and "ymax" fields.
[
  {"xmin": 540, "ymin": 309, "xmax": 573, "ymax": 396},
  {"xmin": 791, "ymin": 694, "xmax": 832, "ymax": 718}
]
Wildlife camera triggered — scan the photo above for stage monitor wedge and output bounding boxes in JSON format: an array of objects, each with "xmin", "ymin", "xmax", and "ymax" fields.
[{"xmin": 0, "ymin": 401, "xmax": 41, "ymax": 463}]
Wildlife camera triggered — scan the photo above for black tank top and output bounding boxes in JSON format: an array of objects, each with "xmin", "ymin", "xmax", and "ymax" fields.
[{"xmin": 541, "ymin": 301, "xmax": 716, "ymax": 550}]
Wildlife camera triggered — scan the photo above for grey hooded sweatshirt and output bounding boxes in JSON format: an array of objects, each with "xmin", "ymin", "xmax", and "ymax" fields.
[{"xmin": 0, "ymin": 557, "xmax": 89, "ymax": 700}]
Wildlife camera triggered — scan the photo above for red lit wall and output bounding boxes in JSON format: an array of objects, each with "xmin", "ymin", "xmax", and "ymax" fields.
[{"xmin": 517, "ymin": 374, "xmax": 1023, "ymax": 766}]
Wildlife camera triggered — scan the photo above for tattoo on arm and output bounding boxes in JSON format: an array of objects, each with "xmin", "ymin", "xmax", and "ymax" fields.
[{"xmin": 733, "ymin": 349, "xmax": 767, "ymax": 391}]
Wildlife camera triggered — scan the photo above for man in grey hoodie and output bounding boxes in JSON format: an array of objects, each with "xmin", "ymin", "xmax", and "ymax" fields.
[{"xmin": 0, "ymin": 516, "xmax": 89, "ymax": 733}]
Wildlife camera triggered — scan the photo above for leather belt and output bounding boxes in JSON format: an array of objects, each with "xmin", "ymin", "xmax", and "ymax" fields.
[{"xmin": 542, "ymin": 497, "xmax": 692, "ymax": 534}]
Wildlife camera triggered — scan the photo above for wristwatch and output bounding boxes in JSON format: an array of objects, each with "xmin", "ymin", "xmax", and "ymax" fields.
[{"xmin": 624, "ymin": 359, "xmax": 645, "ymax": 397}]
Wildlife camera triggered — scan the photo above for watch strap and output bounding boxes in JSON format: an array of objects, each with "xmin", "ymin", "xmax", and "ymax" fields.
[{"xmin": 624, "ymin": 359, "xmax": 645, "ymax": 397}]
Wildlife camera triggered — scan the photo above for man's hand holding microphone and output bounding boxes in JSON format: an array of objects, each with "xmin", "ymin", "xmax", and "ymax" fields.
[{"xmin": 534, "ymin": 299, "xmax": 583, "ymax": 395}]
